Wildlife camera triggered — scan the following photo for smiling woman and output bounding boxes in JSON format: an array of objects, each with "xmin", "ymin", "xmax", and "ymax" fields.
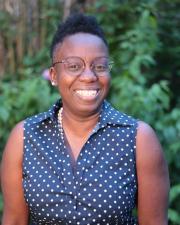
[
  {"xmin": 50, "ymin": 32, "xmax": 110, "ymax": 118},
  {"xmin": 1, "ymin": 13, "xmax": 169, "ymax": 225}
]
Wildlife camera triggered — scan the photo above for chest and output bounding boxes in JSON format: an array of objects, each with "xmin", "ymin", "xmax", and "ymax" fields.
[{"xmin": 23, "ymin": 124, "xmax": 137, "ymax": 223}]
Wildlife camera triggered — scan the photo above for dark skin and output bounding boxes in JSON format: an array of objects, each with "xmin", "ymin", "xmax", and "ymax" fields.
[
  {"xmin": 1, "ymin": 32, "xmax": 170, "ymax": 224},
  {"xmin": 50, "ymin": 33, "xmax": 111, "ymax": 159},
  {"xmin": 136, "ymin": 121, "xmax": 169, "ymax": 224},
  {"xmin": 1, "ymin": 121, "xmax": 29, "ymax": 224}
]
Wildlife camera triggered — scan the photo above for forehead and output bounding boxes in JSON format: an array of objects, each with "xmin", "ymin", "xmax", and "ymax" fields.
[{"xmin": 53, "ymin": 33, "xmax": 108, "ymax": 60}]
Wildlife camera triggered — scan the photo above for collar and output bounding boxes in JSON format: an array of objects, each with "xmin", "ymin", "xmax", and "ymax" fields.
[
  {"xmin": 27, "ymin": 99, "xmax": 136, "ymax": 127},
  {"xmin": 26, "ymin": 99, "xmax": 62, "ymax": 124},
  {"xmin": 97, "ymin": 100, "xmax": 136, "ymax": 130}
]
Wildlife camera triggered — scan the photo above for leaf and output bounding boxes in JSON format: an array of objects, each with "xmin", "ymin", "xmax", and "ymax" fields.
[
  {"xmin": 168, "ymin": 208, "xmax": 180, "ymax": 224},
  {"xmin": 169, "ymin": 184, "xmax": 180, "ymax": 204}
]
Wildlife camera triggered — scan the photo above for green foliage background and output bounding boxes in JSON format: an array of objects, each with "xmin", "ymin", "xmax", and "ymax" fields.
[{"xmin": 0, "ymin": 0, "xmax": 179, "ymax": 224}]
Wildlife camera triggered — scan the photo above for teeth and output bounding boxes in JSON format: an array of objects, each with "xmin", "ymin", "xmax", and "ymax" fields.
[{"xmin": 76, "ymin": 90, "xmax": 97, "ymax": 97}]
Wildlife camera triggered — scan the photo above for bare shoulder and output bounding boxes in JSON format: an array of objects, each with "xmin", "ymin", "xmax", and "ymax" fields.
[
  {"xmin": 137, "ymin": 120, "xmax": 160, "ymax": 144},
  {"xmin": 1, "ymin": 120, "xmax": 24, "ymax": 181},
  {"xmin": 136, "ymin": 121, "xmax": 170, "ymax": 224},
  {"xmin": 8, "ymin": 120, "xmax": 24, "ymax": 141},
  {"xmin": 3, "ymin": 120, "xmax": 24, "ymax": 155},
  {"xmin": 1, "ymin": 120, "xmax": 29, "ymax": 224},
  {"xmin": 136, "ymin": 120, "xmax": 166, "ymax": 166}
]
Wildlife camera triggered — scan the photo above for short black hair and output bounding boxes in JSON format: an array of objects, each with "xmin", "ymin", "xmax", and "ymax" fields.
[{"xmin": 50, "ymin": 13, "xmax": 108, "ymax": 59}]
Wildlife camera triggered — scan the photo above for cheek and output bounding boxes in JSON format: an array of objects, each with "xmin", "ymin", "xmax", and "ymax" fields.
[
  {"xmin": 101, "ymin": 76, "xmax": 111, "ymax": 90},
  {"xmin": 57, "ymin": 73, "xmax": 77, "ymax": 92}
]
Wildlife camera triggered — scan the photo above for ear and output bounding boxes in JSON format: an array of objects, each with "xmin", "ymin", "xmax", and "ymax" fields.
[{"xmin": 49, "ymin": 67, "xmax": 58, "ymax": 86}]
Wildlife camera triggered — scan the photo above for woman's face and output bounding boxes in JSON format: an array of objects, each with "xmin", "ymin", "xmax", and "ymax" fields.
[{"xmin": 50, "ymin": 33, "xmax": 111, "ymax": 117}]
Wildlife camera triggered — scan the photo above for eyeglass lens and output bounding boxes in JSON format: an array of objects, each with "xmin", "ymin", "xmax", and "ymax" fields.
[{"xmin": 62, "ymin": 57, "xmax": 113, "ymax": 76}]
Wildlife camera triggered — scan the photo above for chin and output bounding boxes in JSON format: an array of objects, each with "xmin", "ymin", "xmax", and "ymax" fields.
[{"xmin": 74, "ymin": 101, "xmax": 103, "ymax": 116}]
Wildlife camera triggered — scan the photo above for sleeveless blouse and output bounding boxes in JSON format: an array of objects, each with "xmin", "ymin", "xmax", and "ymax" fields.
[{"xmin": 23, "ymin": 100, "xmax": 138, "ymax": 225}]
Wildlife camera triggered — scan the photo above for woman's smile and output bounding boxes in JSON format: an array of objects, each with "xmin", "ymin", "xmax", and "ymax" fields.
[{"xmin": 74, "ymin": 89, "xmax": 99, "ymax": 100}]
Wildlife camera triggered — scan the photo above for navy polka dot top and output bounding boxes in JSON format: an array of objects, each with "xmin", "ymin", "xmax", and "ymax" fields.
[{"xmin": 23, "ymin": 99, "xmax": 138, "ymax": 225}]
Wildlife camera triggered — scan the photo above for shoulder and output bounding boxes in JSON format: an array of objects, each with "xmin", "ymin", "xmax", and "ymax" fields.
[
  {"xmin": 136, "ymin": 121, "xmax": 162, "ymax": 156},
  {"xmin": 2, "ymin": 121, "xmax": 24, "ymax": 165},
  {"xmin": 137, "ymin": 120, "xmax": 158, "ymax": 138},
  {"xmin": 136, "ymin": 121, "xmax": 164, "ymax": 164},
  {"xmin": 136, "ymin": 121, "xmax": 169, "ymax": 183},
  {"xmin": 1, "ymin": 121, "xmax": 29, "ymax": 223},
  {"xmin": 136, "ymin": 121, "xmax": 169, "ymax": 224},
  {"xmin": 7, "ymin": 120, "xmax": 24, "ymax": 145}
]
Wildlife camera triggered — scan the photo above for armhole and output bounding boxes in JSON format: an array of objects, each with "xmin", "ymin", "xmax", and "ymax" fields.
[
  {"xmin": 22, "ymin": 119, "xmax": 27, "ymax": 178},
  {"xmin": 133, "ymin": 119, "xmax": 139, "ymax": 205},
  {"xmin": 133, "ymin": 119, "xmax": 139, "ymax": 164}
]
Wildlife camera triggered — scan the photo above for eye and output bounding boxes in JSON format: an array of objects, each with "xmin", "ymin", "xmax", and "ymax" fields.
[
  {"xmin": 94, "ymin": 63, "xmax": 108, "ymax": 72},
  {"xmin": 66, "ymin": 62, "xmax": 82, "ymax": 72}
]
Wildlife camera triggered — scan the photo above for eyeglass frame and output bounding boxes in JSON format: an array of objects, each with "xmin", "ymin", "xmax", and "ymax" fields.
[{"xmin": 52, "ymin": 56, "xmax": 114, "ymax": 76}]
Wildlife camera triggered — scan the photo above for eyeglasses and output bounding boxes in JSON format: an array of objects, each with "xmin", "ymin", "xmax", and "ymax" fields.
[{"xmin": 52, "ymin": 56, "xmax": 113, "ymax": 77}]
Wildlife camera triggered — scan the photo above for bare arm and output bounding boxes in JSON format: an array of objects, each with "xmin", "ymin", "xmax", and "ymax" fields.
[
  {"xmin": 1, "ymin": 121, "xmax": 29, "ymax": 225},
  {"xmin": 136, "ymin": 121, "xmax": 170, "ymax": 225}
]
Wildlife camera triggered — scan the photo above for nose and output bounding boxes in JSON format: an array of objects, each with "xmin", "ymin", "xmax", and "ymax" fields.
[{"xmin": 79, "ymin": 66, "xmax": 97, "ymax": 82}]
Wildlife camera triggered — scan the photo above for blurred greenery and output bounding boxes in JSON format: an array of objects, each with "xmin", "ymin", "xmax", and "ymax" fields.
[{"xmin": 0, "ymin": 0, "xmax": 179, "ymax": 224}]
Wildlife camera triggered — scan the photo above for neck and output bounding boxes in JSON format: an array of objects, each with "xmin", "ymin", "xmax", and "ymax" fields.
[{"xmin": 62, "ymin": 108, "xmax": 101, "ymax": 138}]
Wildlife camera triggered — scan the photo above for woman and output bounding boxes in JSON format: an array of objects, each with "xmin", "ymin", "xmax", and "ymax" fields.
[{"xmin": 1, "ymin": 14, "xmax": 169, "ymax": 225}]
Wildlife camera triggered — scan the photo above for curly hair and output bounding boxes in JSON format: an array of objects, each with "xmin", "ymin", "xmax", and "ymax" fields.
[{"xmin": 50, "ymin": 13, "xmax": 108, "ymax": 59}]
